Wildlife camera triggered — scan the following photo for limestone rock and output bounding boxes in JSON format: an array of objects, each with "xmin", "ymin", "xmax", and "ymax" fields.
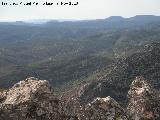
[
  {"xmin": 83, "ymin": 96, "xmax": 128, "ymax": 120},
  {"xmin": 127, "ymin": 76, "xmax": 160, "ymax": 120},
  {"xmin": 0, "ymin": 77, "xmax": 60, "ymax": 120},
  {"xmin": 0, "ymin": 76, "xmax": 159, "ymax": 120}
]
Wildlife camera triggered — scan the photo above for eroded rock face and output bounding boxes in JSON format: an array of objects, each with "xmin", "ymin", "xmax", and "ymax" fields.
[
  {"xmin": 0, "ymin": 77, "xmax": 60, "ymax": 120},
  {"xmin": 0, "ymin": 76, "xmax": 159, "ymax": 120},
  {"xmin": 127, "ymin": 76, "xmax": 160, "ymax": 120},
  {"xmin": 82, "ymin": 96, "xmax": 128, "ymax": 120}
]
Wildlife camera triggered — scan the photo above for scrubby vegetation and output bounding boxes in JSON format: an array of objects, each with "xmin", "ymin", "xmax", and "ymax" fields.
[{"xmin": 0, "ymin": 16, "xmax": 160, "ymax": 104}]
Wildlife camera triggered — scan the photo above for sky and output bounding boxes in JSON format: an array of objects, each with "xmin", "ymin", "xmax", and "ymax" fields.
[{"xmin": 0, "ymin": 0, "xmax": 160, "ymax": 21}]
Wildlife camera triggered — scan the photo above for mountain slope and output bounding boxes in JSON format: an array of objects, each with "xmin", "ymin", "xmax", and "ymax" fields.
[
  {"xmin": 0, "ymin": 16, "xmax": 160, "ymax": 94},
  {"xmin": 69, "ymin": 43, "xmax": 160, "ymax": 106}
]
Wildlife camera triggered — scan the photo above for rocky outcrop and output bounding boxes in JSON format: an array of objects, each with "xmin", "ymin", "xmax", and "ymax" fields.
[
  {"xmin": 0, "ymin": 77, "xmax": 61, "ymax": 120},
  {"xmin": 127, "ymin": 76, "xmax": 160, "ymax": 120},
  {"xmin": 0, "ymin": 76, "xmax": 159, "ymax": 120},
  {"xmin": 61, "ymin": 96, "xmax": 129, "ymax": 120},
  {"xmin": 83, "ymin": 96, "xmax": 128, "ymax": 120}
]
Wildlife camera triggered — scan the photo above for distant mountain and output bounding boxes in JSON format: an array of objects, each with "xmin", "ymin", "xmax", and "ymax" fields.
[
  {"xmin": 23, "ymin": 19, "xmax": 52, "ymax": 24},
  {"xmin": 129, "ymin": 15, "xmax": 160, "ymax": 22},
  {"xmin": 0, "ymin": 21, "xmax": 28, "ymax": 26},
  {"xmin": 106, "ymin": 16, "xmax": 125, "ymax": 21},
  {"xmin": 1, "ymin": 15, "xmax": 160, "ymax": 27}
]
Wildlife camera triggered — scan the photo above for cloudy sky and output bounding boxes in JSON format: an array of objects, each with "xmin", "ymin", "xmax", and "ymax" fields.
[{"xmin": 0, "ymin": 0, "xmax": 160, "ymax": 21}]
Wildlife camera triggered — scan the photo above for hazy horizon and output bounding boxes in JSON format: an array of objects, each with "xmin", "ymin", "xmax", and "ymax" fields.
[
  {"xmin": 0, "ymin": 0, "xmax": 160, "ymax": 22},
  {"xmin": 0, "ymin": 15, "xmax": 160, "ymax": 22}
]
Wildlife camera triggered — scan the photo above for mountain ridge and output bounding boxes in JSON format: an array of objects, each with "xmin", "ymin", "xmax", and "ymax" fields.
[{"xmin": 1, "ymin": 15, "xmax": 160, "ymax": 25}]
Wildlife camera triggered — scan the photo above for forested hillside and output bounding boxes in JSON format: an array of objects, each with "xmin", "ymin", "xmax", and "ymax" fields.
[{"xmin": 0, "ymin": 15, "xmax": 160, "ymax": 98}]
